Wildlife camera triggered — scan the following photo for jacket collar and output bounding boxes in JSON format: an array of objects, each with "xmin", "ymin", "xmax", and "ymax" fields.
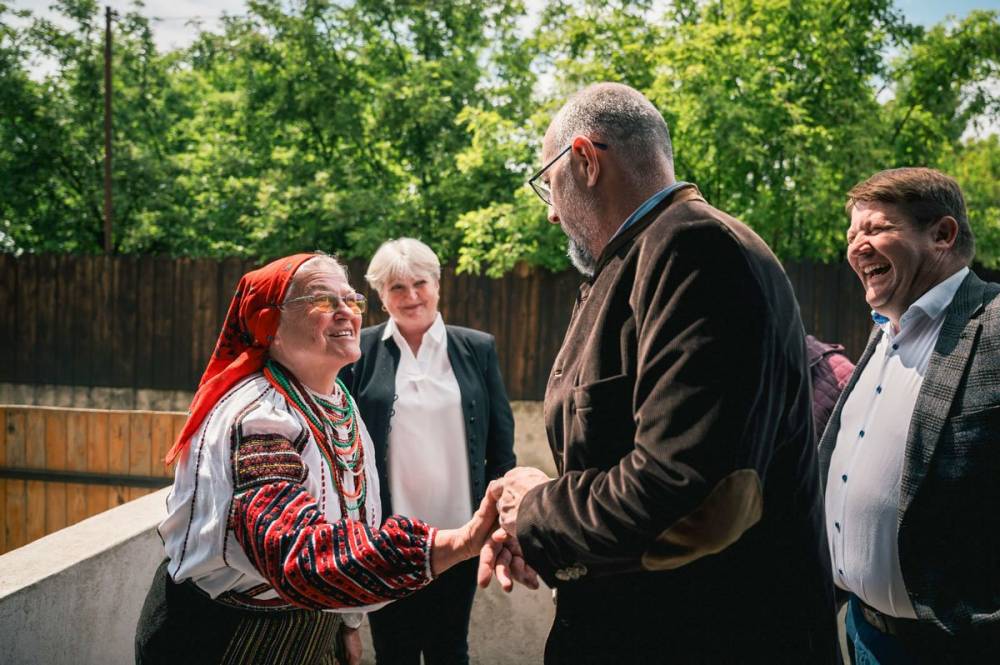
[
  {"xmin": 381, "ymin": 312, "xmax": 446, "ymax": 349},
  {"xmin": 592, "ymin": 183, "xmax": 703, "ymax": 278}
]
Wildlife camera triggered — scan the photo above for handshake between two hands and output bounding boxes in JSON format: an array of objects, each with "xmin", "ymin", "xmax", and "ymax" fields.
[{"xmin": 465, "ymin": 466, "xmax": 551, "ymax": 593}]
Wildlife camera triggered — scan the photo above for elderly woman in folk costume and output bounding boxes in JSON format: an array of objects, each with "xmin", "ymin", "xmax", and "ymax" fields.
[{"xmin": 135, "ymin": 253, "xmax": 500, "ymax": 665}]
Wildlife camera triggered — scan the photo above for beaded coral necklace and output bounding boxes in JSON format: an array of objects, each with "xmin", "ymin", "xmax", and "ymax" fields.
[{"xmin": 263, "ymin": 359, "xmax": 366, "ymax": 517}]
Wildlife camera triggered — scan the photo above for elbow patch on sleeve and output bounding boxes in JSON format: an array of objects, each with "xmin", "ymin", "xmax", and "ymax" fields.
[{"xmin": 641, "ymin": 468, "xmax": 763, "ymax": 571}]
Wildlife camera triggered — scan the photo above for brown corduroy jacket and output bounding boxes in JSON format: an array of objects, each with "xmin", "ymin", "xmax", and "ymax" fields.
[{"xmin": 516, "ymin": 185, "xmax": 837, "ymax": 662}]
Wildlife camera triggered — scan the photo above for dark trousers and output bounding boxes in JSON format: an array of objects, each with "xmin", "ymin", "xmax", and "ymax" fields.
[{"xmin": 369, "ymin": 557, "xmax": 478, "ymax": 665}]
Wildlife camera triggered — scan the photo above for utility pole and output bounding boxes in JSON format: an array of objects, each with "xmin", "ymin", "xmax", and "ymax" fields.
[{"xmin": 103, "ymin": 5, "xmax": 113, "ymax": 254}]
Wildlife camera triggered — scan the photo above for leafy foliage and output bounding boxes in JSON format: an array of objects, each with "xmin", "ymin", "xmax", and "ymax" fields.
[{"xmin": 1, "ymin": 0, "xmax": 997, "ymax": 271}]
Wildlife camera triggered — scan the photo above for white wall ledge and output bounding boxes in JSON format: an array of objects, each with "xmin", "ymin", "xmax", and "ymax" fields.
[{"xmin": 0, "ymin": 488, "xmax": 169, "ymax": 664}]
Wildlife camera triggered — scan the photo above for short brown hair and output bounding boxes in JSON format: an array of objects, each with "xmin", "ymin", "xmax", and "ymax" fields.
[{"xmin": 845, "ymin": 167, "xmax": 974, "ymax": 262}]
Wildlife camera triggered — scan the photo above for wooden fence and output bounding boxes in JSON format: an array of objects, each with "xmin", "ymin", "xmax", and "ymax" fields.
[
  {"xmin": 0, "ymin": 405, "xmax": 183, "ymax": 555},
  {"xmin": 0, "ymin": 254, "xmax": 581, "ymax": 400},
  {"xmin": 3, "ymin": 253, "xmax": 998, "ymax": 400}
]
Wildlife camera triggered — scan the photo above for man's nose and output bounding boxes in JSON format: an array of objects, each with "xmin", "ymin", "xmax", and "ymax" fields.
[
  {"xmin": 847, "ymin": 235, "xmax": 866, "ymax": 257},
  {"xmin": 547, "ymin": 205, "xmax": 559, "ymax": 225}
]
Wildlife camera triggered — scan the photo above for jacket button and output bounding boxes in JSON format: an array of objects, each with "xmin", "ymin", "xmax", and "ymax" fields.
[{"xmin": 554, "ymin": 563, "xmax": 587, "ymax": 581}]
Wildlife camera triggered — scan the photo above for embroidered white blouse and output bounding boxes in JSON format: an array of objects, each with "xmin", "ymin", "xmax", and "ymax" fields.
[{"xmin": 159, "ymin": 373, "xmax": 436, "ymax": 623}]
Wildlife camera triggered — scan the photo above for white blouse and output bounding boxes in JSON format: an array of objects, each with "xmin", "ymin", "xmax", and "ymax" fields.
[{"xmin": 385, "ymin": 314, "xmax": 473, "ymax": 529}]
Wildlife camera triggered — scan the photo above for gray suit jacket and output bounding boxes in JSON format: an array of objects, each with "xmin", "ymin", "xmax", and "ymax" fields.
[{"xmin": 818, "ymin": 270, "xmax": 1000, "ymax": 636}]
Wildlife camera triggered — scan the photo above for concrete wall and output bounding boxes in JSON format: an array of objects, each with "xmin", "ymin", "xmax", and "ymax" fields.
[
  {"xmin": 0, "ymin": 486, "xmax": 554, "ymax": 664},
  {"xmin": 0, "ymin": 488, "xmax": 170, "ymax": 664}
]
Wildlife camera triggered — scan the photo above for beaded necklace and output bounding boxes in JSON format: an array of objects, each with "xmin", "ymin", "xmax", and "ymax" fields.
[{"xmin": 263, "ymin": 359, "xmax": 366, "ymax": 517}]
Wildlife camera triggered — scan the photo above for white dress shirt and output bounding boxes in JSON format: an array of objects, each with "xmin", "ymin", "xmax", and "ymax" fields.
[
  {"xmin": 384, "ymin": 313, "xmax": 473, "ymax": 529},
  {"xmin": 825, "ymin": 267, "xmax": 968, "ymax": 618}
]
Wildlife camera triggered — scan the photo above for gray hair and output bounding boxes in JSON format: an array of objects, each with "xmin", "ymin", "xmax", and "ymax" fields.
[
  {"xmin": 365, "ymin": 238, "xmax": 441, "ymax": 295},
  {"xmin": 284, "ymin": 253, "xmax": 348, "ymax": 302},
  {"xmin": 550, "ymin": 82, "xmax": 674, "ymax": 182}
]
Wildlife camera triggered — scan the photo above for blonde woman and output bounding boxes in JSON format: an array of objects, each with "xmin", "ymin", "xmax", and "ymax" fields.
[{"xmin": 341, "ymin": 238, "xmax": 516, "ymax": 664}]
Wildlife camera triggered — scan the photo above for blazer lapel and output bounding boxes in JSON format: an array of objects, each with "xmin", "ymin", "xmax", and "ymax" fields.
[
  {"xmin": 897, "ymin": 272, "xmax": 987, "ymax": 523},
  {"xmin": 817, "ymin": 324, "xmax": 882, "ymax": 489},
  {"xmin": 445, "ymin": 328, "xmax": 478, "ymax": 414},
  {"xmin": 371, "ymin": 332, "xmax": 401, "ymax": 453}
]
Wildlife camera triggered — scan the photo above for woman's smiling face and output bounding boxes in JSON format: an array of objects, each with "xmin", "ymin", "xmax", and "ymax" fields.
[
  {"xmin": 381, "ymin": 273, "xmax": 440, "ymax": 335},
  {"xmin": 273, "ymin": 263, "xmax": 362, "ymax": 373}
]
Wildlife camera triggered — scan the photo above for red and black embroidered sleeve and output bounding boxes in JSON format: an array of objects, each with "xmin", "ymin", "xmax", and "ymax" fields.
[{"xmin": 229, "ymin": 431, "xmax": 436, "ymax": 609}]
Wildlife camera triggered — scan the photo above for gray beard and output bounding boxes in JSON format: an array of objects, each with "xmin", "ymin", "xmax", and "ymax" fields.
[{"xmin": 567, "ymin": 236, "xmax": 596, "ymax": 277}]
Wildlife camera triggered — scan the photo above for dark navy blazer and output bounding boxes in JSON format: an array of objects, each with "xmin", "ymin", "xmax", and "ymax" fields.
[{"xmin": 340, "ymin": 322, "xmax": 516, "ymax": 518}]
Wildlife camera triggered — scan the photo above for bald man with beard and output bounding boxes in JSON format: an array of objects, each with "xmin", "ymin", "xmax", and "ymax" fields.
[{"xmin": 480, "ymin": 83, "xmax": 837, "ymax": 663}]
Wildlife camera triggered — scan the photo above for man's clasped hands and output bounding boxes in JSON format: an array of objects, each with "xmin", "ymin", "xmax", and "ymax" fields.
[{"xmin": 470, "ymin": 467, "xmax": 552, "ymax": 593}]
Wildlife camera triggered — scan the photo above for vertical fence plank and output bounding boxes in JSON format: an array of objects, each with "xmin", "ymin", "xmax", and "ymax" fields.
[
  {"xmin": 86, "ymin": 410, "xmax": 111, "ymax": 517},
  {"xmin": 4, "ymin": 409, "xmax": 26, "ymax": 552},
  {"xmin": 217, "ymin": 257, "xmax": 244, "ymax": 328},
  {"xmin": 809, "ymin": 262, "xmax": 825, "ymax": 337},
  {"xmin": 25, "ymin": 409, "xmax": 46, "ymax": 542},
  {"xmin": 190, "ymin": 259, "xmax": 219, "ymax": 392},
  {"xmin": 0, "ymin": 408, "xmax": 6, "ymax": 553},
  {"xmin": 171, "ymin": 413, "xmax": 185, "ymax": 478},
  {"xmin": 0, "ymin": 254, "xmax": 16, "ymax": 383},
  {"xmin": 135, "ymin": 258, "xmax": 156, "ymax": 389},
  {"xmin": 128, "ymin": 412, "xmax": 153, "ymax": 502},
  {"xmin": 837, "ymin": 262, "xmax": 867, "ymax": 360},
  {"xmin": 150, "ymin": 412, "xmax": 175, "ymax": 480},
  {"xmin": 112, "ymin": 257, "xmax": 139, "ymax": 388},
  {"xmin": 171, "ymin": 258, "xmax": 195, "ymax": 390},
  {"xmin": 66, "ymin": 410, "xmax": 89, "ymax": 525},
  {"xmin": 152, "ymin": 257, "xmax": 177, "ymax": 391},
  {"xmin": 92, "ymin": 255, "xmax": 114, "ymax": 386},
  {"xmin": 518, "ymin": 268, "xmax": 545, "ymax": 399},
  {"xmin": 70, "ymin": 255, "xmax": 93, "ymax": 387},
  {"xmin": 14, "ymin": 255, "xmax": 38, "ymax": 385},
  {"xmin": 108, "ymin": 412, "xmax": 130, "ymax": 507},
  {"xmin": 52, "ymin": 255, "xmax": 75, "ymax": 386},
  {"xmin": 44, "ymin": 409, "xmax": 67, "ymax": 534},
  {"xmin": 36, "ymin": 256, "xmax": 59, "ymax": 384}
]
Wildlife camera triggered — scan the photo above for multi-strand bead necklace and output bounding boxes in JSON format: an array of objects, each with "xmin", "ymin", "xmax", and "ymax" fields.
[{"xmin": 263, "ymin": 359, "xmax": 366, "ymax": 517}]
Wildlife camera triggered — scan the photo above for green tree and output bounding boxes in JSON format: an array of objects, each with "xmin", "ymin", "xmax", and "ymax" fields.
[
  {"xmin": 2, "ymin": 0, "xmax": 997, "ymax": 270},
  {"xmin": 456, "ymin": 1, "xmax": 999, "ymax": 272}
]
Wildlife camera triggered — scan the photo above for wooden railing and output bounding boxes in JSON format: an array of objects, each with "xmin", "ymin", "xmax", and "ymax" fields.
[{"xmin": 0, "ymin": 406, "xmax": 184, "ymax": 555}]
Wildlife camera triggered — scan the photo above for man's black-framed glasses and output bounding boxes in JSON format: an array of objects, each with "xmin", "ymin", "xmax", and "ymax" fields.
[{"xmin": 527, "ymin": 141, "xmax": 609, "ymax": 205}]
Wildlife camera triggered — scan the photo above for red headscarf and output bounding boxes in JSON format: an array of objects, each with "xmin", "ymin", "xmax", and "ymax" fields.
[{"xmin": 165, "ymin": 253, "xmax": 318, "ymax": 464}]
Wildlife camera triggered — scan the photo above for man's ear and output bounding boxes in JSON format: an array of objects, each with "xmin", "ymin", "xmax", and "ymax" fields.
[
  {"xmin": 932, "ymin": 215, "xmax": 959, "ymax": 249},
  {"xmin": 571, "ymin": 136, "xmax": 601, "ymax": 187}
]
